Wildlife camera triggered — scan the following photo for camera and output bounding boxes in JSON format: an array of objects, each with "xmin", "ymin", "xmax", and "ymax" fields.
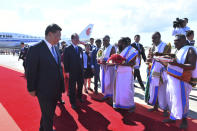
[{"xmin": 173, "ymin": 18, "xmax": 184, "ymax": 28}]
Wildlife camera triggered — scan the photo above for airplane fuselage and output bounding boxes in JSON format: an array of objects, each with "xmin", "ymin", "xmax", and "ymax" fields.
[
  {"xmin": 0, "ymin": 24, "xmax": 93, "ymax": 48},
  {"xmin": 0, "ymin": 32, "xmax": 42, "ymax": 48}
]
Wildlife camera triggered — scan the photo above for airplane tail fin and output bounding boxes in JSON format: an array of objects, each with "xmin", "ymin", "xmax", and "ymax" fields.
[{"xmin": 79, "ymin": 24, "xmax": 94, "ymax": 41}]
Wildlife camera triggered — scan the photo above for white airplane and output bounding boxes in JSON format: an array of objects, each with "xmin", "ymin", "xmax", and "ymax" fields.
[{"xmin": 0, "ymin": 24, "xmax": 94, "ymax": 48}]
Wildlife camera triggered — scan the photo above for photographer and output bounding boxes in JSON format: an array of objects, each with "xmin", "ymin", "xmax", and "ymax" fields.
[
  {"xmin": 172, "ymin": 18, "xmax": 189, "ymax": 36},
  {"xmin": 183, "ymin": 18, "xmax": 190, "ymax": 32}
]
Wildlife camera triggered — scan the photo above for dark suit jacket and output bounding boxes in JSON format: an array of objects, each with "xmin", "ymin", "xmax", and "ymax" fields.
[
  {"xmin": 91, "ymin": 47, "xmax": 100, "ymax": 71},
  {"xmin": 19, "ymin": 47, "xmax": 28, "ymax": 61},
  {"xmin": 26, "ymin": 40, "xmax": 65, "ymax": 100},
  {"xmin": 131, "ymin": 42, "xmax": 146, "ymax": 62},
  {"xmin": 90, "ymin": 44, "xmax": 96, "ymax": 51},
  {"xmin": 63, "ymin": 44, "xmax": 84, "ymax": 81},
  {"xmin": 186, "ymin": 40, "xmax": 195, "ymax": 46}
]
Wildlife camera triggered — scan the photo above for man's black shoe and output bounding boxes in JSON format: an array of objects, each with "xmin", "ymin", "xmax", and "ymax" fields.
[
  {"xmin": 71, "ymin": 104, "xmax": 77, "ymax": 110},
  {"xmin": 101, "ymin": 97, "xmax": 108, "ymax": 101},
  {"xmin": 58, "ymin": 100, "xmax": 65, "ymax": 105},
  {"xmin": 88, "ymin": 87, "xmax": 93, "ymax": 91},
  {"xmin": 128, "ymin": 106, "xmax": 136, "ymax": 113},
  {"xmin": 163, "ymin": 110, "xmax": 169, "ymax": 117},
  {"xmin": 85, "ymin": 90, "xmax": 88, "ymax": 94},
  {"xmin": 148, "ymin": 107, "xmax": 158, "ymax": 112},
  {"xmin": 180, "ymin": 118, "xmax": 188, "ymax": 129},
  {"xmin": 79, "ymin": 99, "xmax": 85, "ymax": 103},
  {"xmin": 163, "ymin": 118, "xmax": 176, "ymax": 123},
  {"xmin": 94, "ymin": 90, "xmax": 98, "ymax": 94}
]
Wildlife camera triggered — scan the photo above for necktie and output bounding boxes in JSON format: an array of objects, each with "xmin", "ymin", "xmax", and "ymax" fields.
[
  {"xmin": 136, "ymin": 43, "xmax": 140, "ymax": 51},
  {"xmin": 75, "ymin": 46, "xmax": 78, "ymax": 54},
  {"xmin": 51, "ymin": 46, "xmax": 58, "ymax": 64}
]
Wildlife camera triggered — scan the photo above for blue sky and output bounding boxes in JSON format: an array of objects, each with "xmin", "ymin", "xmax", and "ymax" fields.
[{"xmin": 1, "ymin": 0, "xmax": 197, "ymax": 46}]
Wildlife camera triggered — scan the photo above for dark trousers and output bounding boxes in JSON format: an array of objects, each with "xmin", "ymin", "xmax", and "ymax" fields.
[
  {"xmin": 23, "ymin": 60, "xmax": 26, "ymax": 72},
  {"xmin": 94, "ymin": 67, "xmax": 100, "ymax": 92},
  {"xmin": 134, "ymin": 69, "xmax": 145, "ymax": 89},
  {"xmin": 58, "ymin": 93, "xmax": 63, "ymax": 102},
  {"xmin": 69, "ymin": 77, "xmax": 83, "ymax": 105},
  {"xmin": 38, "ymin": 97, "xmax": 57, "ymax": 131}
]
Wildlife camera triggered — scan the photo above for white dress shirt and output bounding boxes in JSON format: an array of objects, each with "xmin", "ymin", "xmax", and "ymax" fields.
[
  {"xmin": 71, "ymin": 42, "xmax": 77, "ymax": 48},
  {"xmin": 44, "ymin": 39, "xmax": 57, "ymax": 59}
]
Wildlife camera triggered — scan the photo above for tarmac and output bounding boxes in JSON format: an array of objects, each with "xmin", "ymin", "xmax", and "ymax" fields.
[{"xmin": 0, "ymin": 53, "xmax": 196, "ymax": 119}]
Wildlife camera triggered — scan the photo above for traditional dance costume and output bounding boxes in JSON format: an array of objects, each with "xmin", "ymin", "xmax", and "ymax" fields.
[{"xmin": 113, "ymin": 46, "xmax": 138, "ymax": 109}]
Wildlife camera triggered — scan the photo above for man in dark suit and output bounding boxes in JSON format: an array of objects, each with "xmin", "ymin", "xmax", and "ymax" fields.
[
  {"xmin": 186, "ymin": 30, "xmax": 195, "ymax": 46},
  {"xmin": 63, "ymin": 33, "xmax": 84, "ymax": 110},
  {"xmin": 131, "ymin": 35, "xmax": 146, "ymax": 91},
  {"xmin": 18, "ymin": 42, "xmax": 28, "ymax": 73},
  {"xmin": 91, "ymin": 39, "xmax": 101, "ymax": 94},
  {"xmin": 26, "ymin": 24, "xmax": 65, "ymax": 131},
  {"xmin": 90, "ymin": 37, "xmax": 96, "ymax": 51}
]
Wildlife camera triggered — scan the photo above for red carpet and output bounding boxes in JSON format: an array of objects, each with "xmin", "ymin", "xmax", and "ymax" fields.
[{"xmin": 0, "ymin": 66, "xmax": 197, "ymax": 131}]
